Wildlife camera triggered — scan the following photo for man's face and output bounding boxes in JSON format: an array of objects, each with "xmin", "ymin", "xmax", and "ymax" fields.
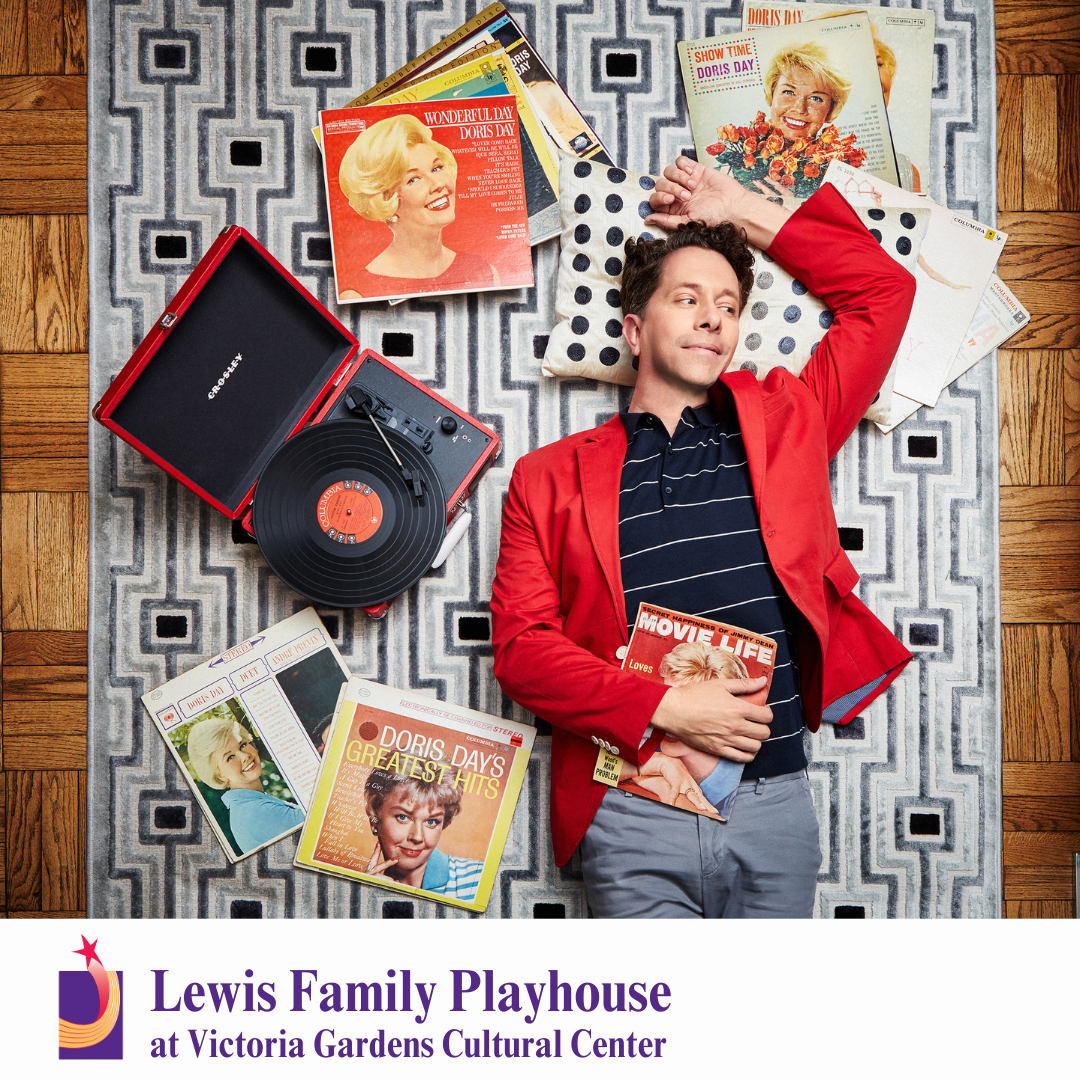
[{"xmin": 622, "ymin": 246, "xmax": 742, "ymax": 395}]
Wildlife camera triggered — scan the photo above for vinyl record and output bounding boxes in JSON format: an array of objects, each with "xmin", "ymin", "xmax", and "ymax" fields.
[{"xmin": 252, "ymin": 419, "xmax": 446, "ymax": 607}]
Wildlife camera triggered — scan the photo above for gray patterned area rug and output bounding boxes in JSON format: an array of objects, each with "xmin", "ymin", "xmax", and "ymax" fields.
[{"xmin": 87, "ymin": 0, "xmax": 1000, "ymax": 918}]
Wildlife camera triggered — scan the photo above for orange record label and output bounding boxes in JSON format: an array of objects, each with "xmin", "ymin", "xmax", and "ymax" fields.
[{"xmin": 316, "ymin": 480, "xmax": 382, "ymax": 544}]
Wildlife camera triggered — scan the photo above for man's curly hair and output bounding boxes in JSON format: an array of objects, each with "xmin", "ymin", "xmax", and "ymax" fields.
[{"xmin": 620, "ymin": 221, "xmax": 756, "ymax": 319}]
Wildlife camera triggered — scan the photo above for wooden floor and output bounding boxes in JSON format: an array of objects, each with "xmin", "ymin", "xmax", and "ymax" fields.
[{"xmin": 1, "ymin": 3, "xmax": 1077, "ymax": 918}]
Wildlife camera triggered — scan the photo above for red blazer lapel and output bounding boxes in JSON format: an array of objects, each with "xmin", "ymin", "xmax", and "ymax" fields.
[
  {"xmin": 718, "ymin": 370, "xmax": 767, "ymax": 501},
  {"xmin": 577, "ymin": 417, "xmax": 629, "ymax": 641}
]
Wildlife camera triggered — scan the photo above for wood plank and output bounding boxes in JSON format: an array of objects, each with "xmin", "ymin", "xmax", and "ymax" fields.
[
  {"xmin": 1022, "ymin": 76, "xmax": 1059, "ymax": 210},
  {"xmin": 27, "ymin": 0, "xmax": 64, "ymax": 75},
  {"xmin": 1002, "ymin": 625, "xmax": 1035, "ymax": 761},
  {"xmin": 1000, "ymin": 520, "xmax": 1080, "ymax": 555},
  {"xmin": 1, "ymin": 425, "xmax": 88, "ymax": 458},
  {"xmin": 62, "ymin": 0, "xmax": 84, "ymax": 75},
  {"xmin": 0, "ymin": 74, "xmax": 84, "ymax": 109},
  {"xmin": 68, "ymin": 214, "xmax": 86, "ymax": 351},
  {"xmin": 0, "ymin": 144, "xmax": 85, "ymax": 179},
  {"xmin": 0, "ymin": 773, "xmax": 6, "ymax": 906},
  {"xmin": 1, "ymin": 491, "xmax": 37, "ymax": 629},
  {"xmin": 0, "ymin": 352, "xmax": 87, "ymax": 387},
  {"xmin": 0, "ymin": 216, "xmax": 35, "ymax": 352},
  {"xmin": 1061, "ymin": 75, "xmax": 1080, "ymax": 211},
  {"xmin": 3, "ymin": 736, "xmax": 85, "ymax": 770},
  {"xmin": 1006, "ymin": 313, "xmax": 1080, "ymax": 349},
  {"xmin": 1005, "ymin": 899, "xmax": 1075, "ymax": 918},
  {"xmin": 1003, "ymin": 797, "xmax": 1080, "ymax": 831},
  {"xmin": 3, "ymin": 701, "xmax": 85, "ymax": 769},
  {"xmin": 32, "ymin": 214, "xmax": 71, "ymax": 351},
  {"xmin": 997, "ymin": 212, "xmax": 1080, "ymax": 244},
  {"xmin": 0, "ymin": 1, "xmax": 28, "ymax": 76},
  {"xmin": 1034, "ymin": 624, "xmax": 1072, "ymax": 758},
  {"xmin": 1001, "ymin": 557, "xmax": 1080, "ymax": 590},
  {"xmin": 998, "ymin": 73, "xmax": 1023, "ymax": 212},
  {"xmin": 1029, "ymin": 349, "xmax": 1065, "ymax": 485},
  {"xmin": 0, "ymin": 178, "xmax": 87, "ymax": 214},
  {"xmin": 1001, "ymin": 590, "xmax": 1080, "ymax": 622},
  {"xmin": 997, "ymin": 245, "xmax": 1080, "ymax": 281},
  {"xmin": 998, "ymin": 349, "xmax": 1030, "ymax": 486},
  {"xmin": 40, "ymin": 771, "xmax": 81, "ymax": 911},
  {"xmin": 1071, "ymin": 626, "xmax": 1080, "ymax": 762},
  {"xmin": 0, "ymin": 109, "xmax": 84, "ymax": 144},
  {"xmin": 1003, "ymin": 761, "xmax": 1080, "ymax": 795},
  {"xmin": 1065, "ymin": 350, "xmax": 1080, "ymax": 486},
  {"xmin": 1000, "ymin": 486, "xmax": 1080, "ymax": 519},
  {"xmin": 1003, "ymin": 830, "xmax": 1080, "ymax": 865},
  {"xmin": 0, "ymin": 386, "xmax": 91, "ymax": 423},
  {"xmin": 4, "ymin": 771, "xmax": 41, "ymax": 911},
  {"xmin": 997, "ymin": 6, "xmax": 1080, "ymax": 39},
  {"xmin": 1007, "ymin": 280, "xmax": 1080, "ymax": 315},
  {"xmin": 0, "ymin": 457, "xmax": 87, "ymax": 492},
  {"xmin": 997, "ymin": 42, "xmax": 1080, "ymax": 75},
  {"xmin": 36, "ymin": 491, "xmax": 76, "ymax": 629},
  {"xmin": 8, "ymin": 910, "xmax": 86, "ymax": 918},
  {"xmin": 1004, "ymin": 867, "xmax": 1075, "ymax": 899},
  {"xmin": 72, "ymin": 490, "xmax": 87, "ymax": 630},
  {"xmin": 1, "ymin": 630, "xmax": 85, "ymax": 664},
  {"xmin": 2, "ymin": 664, "xmax": 86, "ymax": 697}
]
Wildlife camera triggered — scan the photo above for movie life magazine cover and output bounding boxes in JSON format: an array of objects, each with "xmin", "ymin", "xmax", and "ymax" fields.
[
  {"xmin": 319, "ymin": 96, "xmax": 534, "ymax": 304},
  {"xmin": 141, "ymin": 608, "xmax": 350, "ymax": 862},
  {"xmin": 295, "ymin": 678, "xmax": 535, "ymax": 912},
  {"xmin": 593, "ymin": 603, "xmax": 776, "ymax": 823},
  {"xmin": 742, "ymin": 1, "xmax": 935, "ymax": 193},
  {"xmin": 678, "ymin": 13, "xmax": 899, "ymax": 200}
]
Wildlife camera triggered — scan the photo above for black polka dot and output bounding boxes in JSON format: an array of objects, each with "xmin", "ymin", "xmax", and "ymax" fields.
[
  {"xmin": 606, "ymin": 226, "xmax": 623, "ymax": 247},
  {"xmin": 574, "ymin": 194, "xmax": 591, "ymax": 214},
  {"xmin": 791, "ymin": 279, "xmax": 807, "ymax": 295},
  {"xmin": 639, "ymin": 231, "xmax": 652, "ymax": 240},
  {"xmin": 607, "ymin": 168, "xmax": 626, "ymax": 184},
  {"xmin": 574, "ymin": 285, "xmax": 592, "ymax": 305},
  {"xmin": 599, "ymin": 347, "xmax": 621, "ymax": 366},
  {"xmin": 900, "ymin": 212, "xmax": 917, "ymax": 230},
  {"xmin": 606, "ymin": 288, "xmax": 621, "ymax": 307},
  {"xmin": 605, "ymin": 257, "xmax": 622, "ymax": 276},
  {"xmin": 872, "ymin": 390, "xmax": 880, "ymax": 403},
  {"xmin": 638, "ymin": 175, "xmax": 655, "ymax": 190},
  {"xmin": 740, "ymin": 361, "xmax": 759, "ymax": 376},
  {"xmin": 810, "ymin": 341, "xmax": 820, "ymax": 355},
  {"xmin": 895, "ymin": 236, "xmax": 912, "ymax": 256},
  {"xmin": 637, "ymin": 200, "xmax": 652, "ymax": 219},
  {"xmin": 567, "ymin": 343, "xmax": 586, "ymax": 361},
  {"xmin": 869, "ymin": 228, "xmax": 882, "ymax": 243},
  {"xmin": 751, "ymin": 301, "xmax": 768, "ymax": 320},
  {"xmin": 605, "ymin": 319, "xmax": 622, "ymax": 337},
  {"xmin": 783, "ymin": 304, "xmax": 801, "ymax": 323},
  {"xmin": 574, "ymin": 223, "xmax": 591, "ymax": 244},
  {"xmin": 571, "ymin": 315, "xmax": 589, "ymax": 334},
  {"xmin": 744, "ymin": 333, "xmax": 762, "ymax": 351},
  {"xmin": 778, "ymin": 336, "xmax": 796, "ymax": 355},
  {"xmin": 574, "ymin": 161, "xmax": 592, "ymax": 178},
  {"xmin": 572, "ymin": 253, "xmax": 590, "ymax": 272},
  {"xmin": 867, "ymin": 208, "xmax": 886, "ymax": 221},
  {"xmin": 756, "ymin": 271, "xmax": 774, "ymax": 290},
  {"xmin": 605, "ymin": 194, "xmax": 623, "ymax": 213},
  {"xmin": 760, "ymin": 251, "xmax": 775, "ymax": 263},
  {"xmin": 819, "ymin": 309, "xmax": 834, "ymax": 329}
]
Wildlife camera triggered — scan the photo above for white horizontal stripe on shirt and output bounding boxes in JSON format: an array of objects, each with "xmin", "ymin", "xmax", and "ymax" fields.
[
  {"xmin": 620, "ymin": 528, "xmax": 759, "ymax": 560},
  {"xmin": 623, "ymin": 561, "xmax": 767, "ymax": 595}
]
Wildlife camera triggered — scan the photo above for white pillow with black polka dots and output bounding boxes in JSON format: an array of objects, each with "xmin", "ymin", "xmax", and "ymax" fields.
[
  {"xmin": 732, "ymin": 205, "xmax": 930, "ymax": 423},
  {"xmin": 542, "ymin": 156, "xmax": 668, "ymax": 386}
]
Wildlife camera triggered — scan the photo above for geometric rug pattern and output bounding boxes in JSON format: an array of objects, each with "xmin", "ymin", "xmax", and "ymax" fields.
[{"xmin": 87, "ymin": 0, "xmax": 1000, "ymax": 918}]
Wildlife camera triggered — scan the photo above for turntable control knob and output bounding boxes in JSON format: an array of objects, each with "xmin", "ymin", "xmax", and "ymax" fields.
[{"xmin": 440, "ymin": 416, "xmax": 458, "ymax": 434}]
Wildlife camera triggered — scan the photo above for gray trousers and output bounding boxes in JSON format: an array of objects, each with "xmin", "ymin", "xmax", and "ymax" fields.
[{"xmin": 579, "ymin": 770, "xmax": 822, "ymax": 918}]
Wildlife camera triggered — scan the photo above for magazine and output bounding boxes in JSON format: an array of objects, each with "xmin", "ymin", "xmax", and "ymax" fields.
[
  {"xmin": 348, "ymin": 2, "xmax": 614, "ymax": 166},
  {"xmin": 742, "ymin": 2, "xmax": 935, "ymax": 193},
  {"xmin": 823, "ymin": 159, "xmax": 1007, "ymax": 408},
  {"xmin": 319, "ymin": 96, "xmax": 534, "ymax": 304},
  {"xmin": 593, "ymin": 603, "xmax": 776, "ymax": 823},
  {"xmin": 141, "ymin": 608, "xmax": 350, "ymax": 862},
  {"xmin": 678, "ymin": 14, "xmax": 899, "ymax": 200},
  {"xmin": 876, "ymin": 274, "xmax": 1031, "ymax": 433},
  {"xmin": 295, "ymin": 677, "xmax": 535, "ymax": 912}
]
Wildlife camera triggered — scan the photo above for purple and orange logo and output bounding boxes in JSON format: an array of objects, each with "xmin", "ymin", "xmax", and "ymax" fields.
[{"xmin": 58, "ymin": 936, "xmax": 123, "ymax": 1059}]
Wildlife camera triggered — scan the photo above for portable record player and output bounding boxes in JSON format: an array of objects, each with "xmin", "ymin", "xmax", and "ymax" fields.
[{"xmin": 93, "ymin": 226, "xmax": 500, "ymax": 615}]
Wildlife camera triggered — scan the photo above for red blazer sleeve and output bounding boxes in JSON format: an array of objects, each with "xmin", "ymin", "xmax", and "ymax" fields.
[
  {"xmin": 766, "ymin": 183, "xmax": 917, "ymax": 460},
  {"xmin": 490, "ymin": 455, "xmax": 668, "ymax": 766}
]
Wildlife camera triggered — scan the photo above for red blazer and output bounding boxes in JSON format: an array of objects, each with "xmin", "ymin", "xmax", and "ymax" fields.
[{"xmin": 491, "ymin": 185, "xmax": 917, "ymax": 866}]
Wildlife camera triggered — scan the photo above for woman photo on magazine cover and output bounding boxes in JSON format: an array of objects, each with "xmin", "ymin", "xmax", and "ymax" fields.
[
  {"xmin": 336, "ymin": 113, "xmax": 499, "ymax": 300},
  {"xmin": 362, "ymin": 766, "xmax": 484, "ymax": 902},
  {"xmin": 186, "ymin": 714, "xmax": 304, "ymax": 855},
  {"xmin": 619, "ymin": 641, "xmax": 750, "ymax": 814}
]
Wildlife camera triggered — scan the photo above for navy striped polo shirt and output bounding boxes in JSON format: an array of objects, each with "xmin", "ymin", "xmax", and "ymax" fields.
[{"xmin": 619, "ymin": 401, "xmax": 806, "ymax": 779}]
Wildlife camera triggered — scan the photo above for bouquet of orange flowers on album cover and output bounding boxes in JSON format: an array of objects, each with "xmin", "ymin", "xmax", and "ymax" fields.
[{"xmin": 706, "ymin": 110, "xmax": 867, "ymax": 199}]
